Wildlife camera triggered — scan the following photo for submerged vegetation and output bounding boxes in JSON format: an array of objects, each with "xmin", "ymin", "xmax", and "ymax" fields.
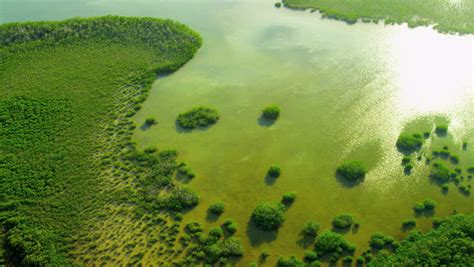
[
  {"xmin": 0, "ymin": 16, "xmax": 201, "ymax": 265},
  {"xmin": 176, "ymin": 106, "xmax": 219, "ymax": 129},
  {"xmin": 281, "ymin": 0, "xmax": 474, "ymax": 34}
]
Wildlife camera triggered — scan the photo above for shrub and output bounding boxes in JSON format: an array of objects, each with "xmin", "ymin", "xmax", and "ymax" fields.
[
  {"xmin": 343, "ymin": 256, "xmax": 353, "ymax": 263},
  {"xmin": 337, "ymin": 161, "xmax": 367, "ymax": 182},
  {"xmin": 176, "ymin": 106, "xmax": 219, "ymax": 129},
  {"xmin": 222, "ymin": 219, "xmax": 238, "ymax": 234},
  {"xmin": 467, "ymin": 166, "xmax": 474, "ymax": 173},
  {"xmin": 369, "ymin": 232, "xmax": 392, "ymax": 249},
  {"xmin": 262, "ymin": 104, "xmax": 280, "ymax": 120},
  {"xmin": 209, "ymin": 202, "xmax": 225, "ymax": 215},
  {"xmin": 268, "ymin": 165, "xmax": 281, "ymax": 178},
  {"xmin": 413, "ymin": 202, "xmax": 425, "ymax": 213},
  {"xmin": 332, "ymin": 213, "xmax": 353, "ymax": 229},
  {"xmin": 275, "ymin": 2, "xmax": 282, "ymax": 8},
  {"xmin": 435, "ymin": 124, "xmax": 448, "ymax": 135},
  {"xmin": 304, "ymin": 250, "xmax": 318, "ymax": 261},
  {"xmin": 277, "ymin": 256, "xmax": 304, "ymax": 267},
  {"xmin": 145, "ymin": 117, "xmax": 157, "ymax": 125},
  {"xmin": 450, "ymin": 155, "xmax": 459, "ymax": 164},
  {"xmin": 396, "ymin": 133, "xmax": 424, "ymax": 152},
  {"xmin": 402, "ymin": 219, "xmax": 416, "ymax": 228},
  {"xmin": 177, "ymin": 163, "xmax": 195, "ymax": 179},
  {"xmin": 252, "ymin": 202, "xmax": 286, "ymax": 231},
  {"xmin": 430, "ymin": 163, "xmax": 451, "ymax": 183},
  {"xmin": 423, "ymin": 199, "xmax": 436, "ymax": 210},
  {"xmin": 165, "ymin": 187, "xmax": 199, "ymax": 211},
  {"xmin": 209, "ymin": 227, "xmax": 223, "ymax": 238},
  {"xmin": 301, "ymin": 220, "xmax": 320, "ymax": 238},
  {"xmin": 402, "ymin": 156, "xmax": 411, "ymax": 165},
  {"xmin": 282, "ymin": 192, "xmax": 296, "ymax": 203},
  {"xmin": 185, "ymin": 221, "xmax": 204, "ymax": 234},
  {"xmin": 404, "ymin": 163, "xmax": 414, "ymax": 172},
  {"xmin": 314, "ymin": 231, "xmax": 356, "ymax": 258},
  {"xmin": 220, "ymin": 237, "xmax": 244, "ymax": 257}
]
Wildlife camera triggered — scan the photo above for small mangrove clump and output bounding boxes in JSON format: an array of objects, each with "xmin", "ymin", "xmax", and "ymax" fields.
[
  {"xmin": 145, "ymin": 117, "xmax": 157, "ymax": 125},
  {"xmin": 332, "ymin": 213, "xmax": 353, "ymax": 229},
  {"xmin": 222, "ymin": 219, "xmax": 238, "ymax": 234},
  {"xmin": 301, "ymin": 220, "xmax": 320, "ymax": 238},
  {"xmin": 209, "ymin": 202, "xmax": 225, "ymax": 215},
  {"xmin": 337, "ymin": 161, "xmax": 367, "ymax": 182},
  {"xmin": 176, "ymin": 106, "xmax": 219, "ymax": 129},
  {"xmin": 262, "ymin": 104, "xmax": 280, "ymax": 120},
  {"xmin": 282, "ymin": 192, "xmax": 296, "ymax": 204},
  {"xmin": 396, "ymin": 133, "xmax": 424, "ymax": 152},
  {"xmin": 268, "ymin": 165, "xmax": 281, "ymax": 178},
  {"xmin": 252, "ymin": 202, "xmax": 286, "ymax": 231},
  {"xmin": 275, "ymin": 2, "xmax": 282, "ymax": 8},
  {"xmin": 435, "ymin": 124, "xmax": 448, "ymax": 135}
]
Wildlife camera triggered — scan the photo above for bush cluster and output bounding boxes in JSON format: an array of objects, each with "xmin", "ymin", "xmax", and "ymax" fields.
[
  {"xmin": 252, "ymin": 202, "xmax": 286, "ymax": 231},
  {"xmin": 337, "ymin": 161, "xmax": 367, "ymax": 181},
  {"xmin": 176, "ymin": 106, "xmax": 219, "ymax": 129}
]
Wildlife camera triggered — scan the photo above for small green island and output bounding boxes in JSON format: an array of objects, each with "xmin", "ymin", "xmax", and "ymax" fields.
[{"xmin": 176, "ymin": 106, "xmax": 219, "ymax": 129}]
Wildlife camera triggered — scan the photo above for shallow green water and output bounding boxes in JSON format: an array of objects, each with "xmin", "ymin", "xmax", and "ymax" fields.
[{"xmin": 2, "ymin": 0, "xmax": 473, "ymax": 265}]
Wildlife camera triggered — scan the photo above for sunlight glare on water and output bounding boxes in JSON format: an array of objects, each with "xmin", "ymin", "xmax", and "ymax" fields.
[{"xmin": 389, "ymin": 26, "xmax": 473, "ymax": 115}]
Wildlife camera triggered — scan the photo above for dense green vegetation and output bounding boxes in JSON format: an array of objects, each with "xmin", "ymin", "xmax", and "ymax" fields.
[
  {"xmin": 331, "ymin": 213, "xmax": 353, "ymax": 229},
  {"xmin": 281, "ymin": 0, "xmax": 474, "ymax": 34},
  {"xmin": 251, "ymin": 202, "xmax": 286, "ymax": 231},
  {"xmin": 313, "ymin": 231, "xmax": 355, "ymax": 261},
  {"xmin": 372, "ymin": 213, "xmax": 474, "ymax": 265},
  {"xmin": 176, "ymin": 106, "xmax": 219, "ymax": 129},
  {"xmin": 267, "ymin": 165, "xmax": 282, "ymax": 178},
  {"xmin": 262, "ymin": 104, "xmax": 280, "ymax": 120},
  {"xmin": 0, "ymin": 16, "xmax": 201, "ymax": 265},
  {"xmin": 396, "ymin": 133, "xmax": 424, "ymax": 152},
  {"xmin": 209, "ymin": 202, "xmax": 225, "ymax": 215},
  {"xmin": 336, "ymin": 161, "xmax": 367, "ymax": 182}
]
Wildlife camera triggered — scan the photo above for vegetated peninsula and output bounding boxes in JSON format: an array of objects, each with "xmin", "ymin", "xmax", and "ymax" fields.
[
  {"xmin": 281, "ymin": 0, "xmax": 474, "ymax": 34},
  {"xmin": 0, "ymin": 16, "xmax": 201, "ymax": 265}
]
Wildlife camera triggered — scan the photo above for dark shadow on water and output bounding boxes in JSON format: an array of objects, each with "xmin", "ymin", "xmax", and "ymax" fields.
[
  {"xmin": 175, "ymin": 121, "xmax": 213, "ymax": 133},
  {"xmin": 175, "ymin": 172, "xmax": 193, "ymax": 184},
  {"xmin": 335, "ymin": 172, "xmax": 364, "ymax": 188},
  {"xmin": 205, "ymin": 211, "xmax": 219, "ymax": 222},
  {"xmin": 246, "ymin": 219, "xmax": 277, "ymax": 246},
  {"xmin": 257, "ymin": 116, "xmax": 276, "ymax": 127},
  {"xmin": 140, "ymin": 123, "xmax": 152, "ymax": 131},
  {"xmin": 265, "ymin": 175, "xmax": 277, "ymax": 185},
  {"xmin": 296, "ymin": 234, "xmax": 314, "ymax": 249},
  {"xmin": 332, "ymin": 225, "xmax": 351, "ymax": 234},
  {"xmin": 415, "ymin": 209, "xmax": 435, "ymax": 218}
]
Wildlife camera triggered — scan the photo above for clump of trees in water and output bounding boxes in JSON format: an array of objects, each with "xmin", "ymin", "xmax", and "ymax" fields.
[
  {"xmin": 176, "ymin": 106, "xmax": 219, "ymax": 129},
  {"xmin": 251, "ymin": 202, "xmax": 286, "ymax": 231},
  {"xmin": 332, "ymin": 213, "xmax": 354, "ymax": 229},
  {"xmin": 268, "ymin": 165, "xmax": 282, "ymax": 178},
  {"xmin": 396, "ymin": 133, "xmax": 424, "ymax": 152},
  {"xmin": 262, "ymin": 104, "xmax": 280, "ymax": 120},
  {"xmin": 209, "ymin": 202, "xmax": 225, "ymax": 215},
  {"xmin": 336, "ymin": 161, "xmax": 367, "ymax": 182}
]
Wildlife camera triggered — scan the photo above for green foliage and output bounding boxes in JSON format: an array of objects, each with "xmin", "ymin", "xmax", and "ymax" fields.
[
  {"xmin": 222, "ymin": 219, "xmax": 238, "ymax": 235},
  {"xmin": 277, "ymin": 255, "xmax": 305, "ymax": 267},
  {"xmin": 164, "ymin": 186, "xmax": 199, "ymax": 211},
  {"xmin": 401, "ymin": 219, "xmax": 416, "ymax": 229},
  {"xmin": 369, "ymin": 232, "xmax": 394, "ymax": 250},
  {"xmin": 373, "ymin": 214, "xmax": 474, "ymax": 265},
  {"xmin": 177, "ymin": 163, "xmax": 196, "ymax": 179},
  {"xmin": 275, "ymin": 2, "xmax": 282, "ymax": 8},
  {"xmin": 282, "ymin": 192, "xmax": 296, "ymax": 204},
  {"xmin": 332, "ymin": 213, "xmax": 353, "ymax": 229},
  {"xmin": 435, "ymin": 124, "xmax": 448, "ymax": 135},
  {"xmin": 430, "ymin": 163, "xmax": 451, "ymax": 183},
  {"xmin": 337, "ymin": 161, "xmax": 367, "ymax": 182},
  {"xmin": 268, "ymin": 165, "xmax": 282, "ymax": 178},
  {"xmin": 301, "ymin": 221, "xmax": 320, "ymax": 238},
  {"xmin": 145, "ymin": 117, "xmax": 157, "ymax": 125},
  {"xmin": 0, "ymin": 16, "xmax": 202, "ymax": 265},
  {"xmin": 251, "ymin": 202, "xmax": 286, "ymax": 231},
  {"xmin": 281, "ymin": 0, "xmax": 474, "ymax": 35},
  {"xmin": 176, "ymin": 106, "xmax": 219, "ymax": 129},
  {"xmin": 314, "ymin": 231, "xmax": 355, "ymax": 259},
  {"xmin": 262, "ymin": 104, "xmax": 280, "ymax": 120},
  {"xmin": 396, "ymin": 133, "xmax": 424, "ymax": 152},
  {"xmin": 402, "ymin": 156, "xmax": 411, "ymax": 165},
  {"xmin": 209, "ymin": 202, "xmax": 225, "ymax": 215},
  {"xmin": 423, "ymin": 199, "xmax": 436, "ymax": 210}
]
